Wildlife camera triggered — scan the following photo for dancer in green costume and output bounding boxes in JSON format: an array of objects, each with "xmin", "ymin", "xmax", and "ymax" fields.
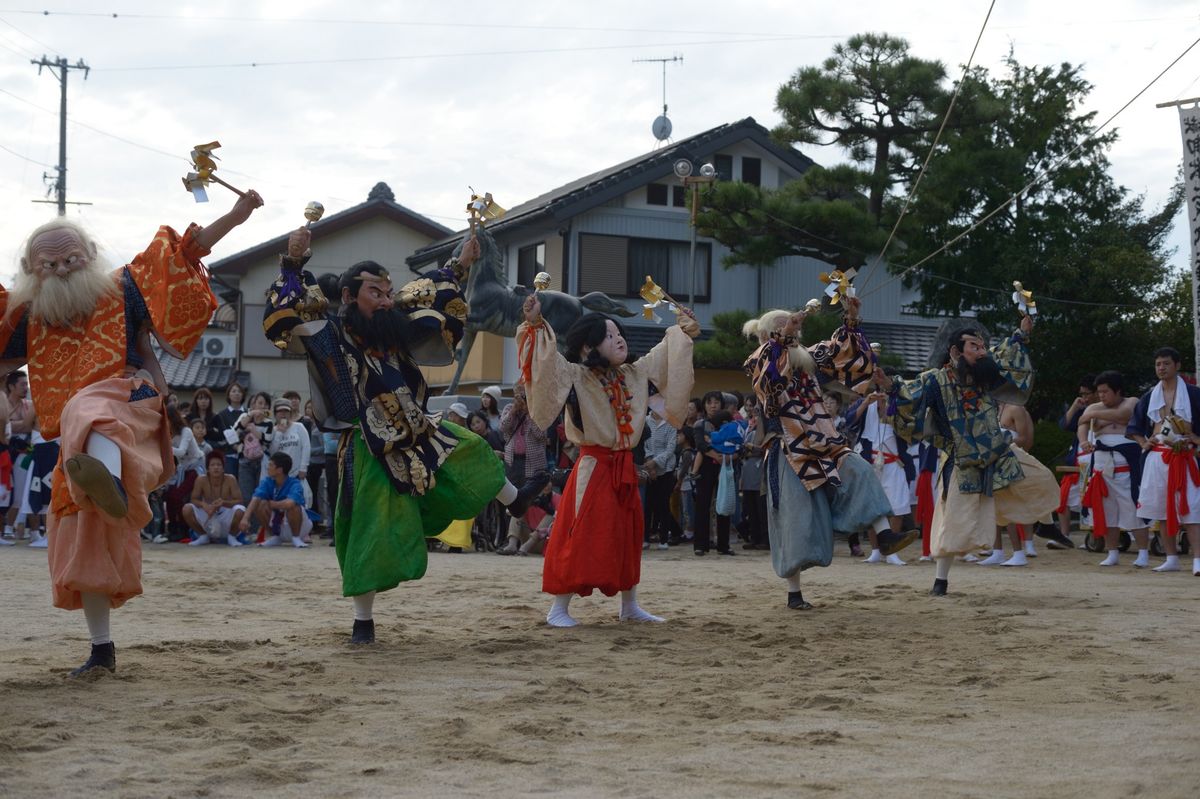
[{"xmin": 263, "ymin": 227, "xmax": 546, "ymax": 644}]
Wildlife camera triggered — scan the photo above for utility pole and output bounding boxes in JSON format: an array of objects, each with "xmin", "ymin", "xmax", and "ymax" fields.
[{"xmin": 31, "ymin": 55, "xmax": 90, "ymax": 216}]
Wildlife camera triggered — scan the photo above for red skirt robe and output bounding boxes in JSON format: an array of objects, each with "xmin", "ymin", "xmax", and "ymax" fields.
[{"xmin": 516, "ymin": 320, "xmax": 695, "ymax": 599}]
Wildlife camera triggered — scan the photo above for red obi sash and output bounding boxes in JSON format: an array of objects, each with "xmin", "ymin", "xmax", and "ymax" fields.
[
  {"xmin": 1153, "ymin": 446, "xmax": 1200, "ymax": 537},
  {"xmin": 1081, "ymin": 464, "xmax": 1130, "ymax": 535}
]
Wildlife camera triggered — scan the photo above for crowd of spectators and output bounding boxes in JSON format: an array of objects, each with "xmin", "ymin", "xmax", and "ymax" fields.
[{"xmin": 6, "ymin": 350, "xmax": 1200, "ymax": 569}]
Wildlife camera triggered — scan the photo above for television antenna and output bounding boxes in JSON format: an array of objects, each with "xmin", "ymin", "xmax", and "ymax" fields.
[{"xmin": 634, "ymin": 54, "xmax": 682, "ymax": 146}]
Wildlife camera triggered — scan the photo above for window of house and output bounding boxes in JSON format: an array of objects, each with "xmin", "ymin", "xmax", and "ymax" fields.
[
  {"xmin": 578, "ymin": 233, "xmax": 711, "ymax": 302},
  {"xmin": 672, "ymin": 185, "xmax": 687, "ymax": 208},
  {"xmin": 714, "ymin": 153, "xmax": 733, "ymax": 182},
  {"xmin": 741, "ymin": 156, "xmax": 761, "ymax": 186},
  {"xmin": 627, "ymin": 237, "xmax": 710, "ymax": 302},
  {"xmin": 646, "ymin": 183, "xmax": 669, "ymax": 206},
  {"xmin": 578, "ymin": 233, "xmax": 629, "ymax": 295},
  {"xmin": 517, "ymin": 242, "xmax": 545, "ymax": 288}
]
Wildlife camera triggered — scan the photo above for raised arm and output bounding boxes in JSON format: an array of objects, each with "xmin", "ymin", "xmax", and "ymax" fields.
[
  {"xmin": 192, "ymin": 190, "xmax": 265, "ymax": 252},
  {"xmin": 517, "ymin": 295, "xmax": 580, "ymax": 432},
  {"xmin": 987, "ymin": 319, "xmax": 1035, "ymax": 401},
  {"xmin": 876, "ymin": 366, "xmax": 936, "ymax": 446},
  {"xmin": 631, "ymin": 310, "xmax": 698, "ymax": 428},
  {"xmin": 393, "ymin": 237, "xmax": 479, "ymax": 365},
  {"xmin": 808, "ymin": 297, "xmax": 875, "ymax": 396}
]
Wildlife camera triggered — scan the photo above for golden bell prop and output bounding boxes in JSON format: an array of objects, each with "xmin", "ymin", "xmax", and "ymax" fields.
[
  {"xmin": 818, "ymin": 268, "xmax": 857, "ymax": 306},
  {"xmin": 1012, "ymin": 281, "xmax": 1036, "ymax": 316},
  {"xmin": 533, "ymin": 271, "xmax": 552, "ymax": 291},
  {"xmin": 639, "ymin": 275, "xmax": 682, "ymax": 324},
  {"xmin": 466, "ymin": 190, "xmax": 506, "ymax": 232},
  {"xmin": 181, "ymin": 140, "xmax": 247, "ymax": 202}
]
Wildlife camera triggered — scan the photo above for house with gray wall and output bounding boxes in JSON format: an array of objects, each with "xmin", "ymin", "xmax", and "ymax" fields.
[{"xmin": 408, "ymin": 117, "xmax": 943, "ymax": 384}]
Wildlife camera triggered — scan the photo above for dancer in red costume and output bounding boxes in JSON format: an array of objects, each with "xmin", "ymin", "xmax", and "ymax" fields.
[{"xmin": 517, "ymin": 295, "xmax": 697, "ymax": 627}]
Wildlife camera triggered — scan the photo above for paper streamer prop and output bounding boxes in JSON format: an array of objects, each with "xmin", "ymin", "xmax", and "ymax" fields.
[
  {"xmin": 466, "ymin": 189, "xmax": 506, "ymax": 232},
  {"xmin": 639, "ymin": 275, "xmax": 681, "ymax": 324},
  {"xmin": 1012, "ymin": 281, "xmax": 1037, "ymax": 316},
  {"xmin": 181, "ymin": 141, "xmax": 247, "ymax": 203},
  {"xmin": 818, "ymin": 267, "xmax": 858, "ymax": 306}
]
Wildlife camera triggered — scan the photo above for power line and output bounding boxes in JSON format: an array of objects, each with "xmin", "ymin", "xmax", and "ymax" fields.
[
  {"xmin": 0, "ymin": 35, "xmax": 33, "ymax": 57},
  {"xmin": 0, "ymin": 13, "xmax": 56, "ymax": 54},
  {"xmin": 4, "ymin": 7, "xmax": 1196, "ymax": 33},
  {"xmin": 860, "ymin": 0, "xmax": 996, "ymax": 292},
  {"xmin": 0, "ymin": 9, "xmax": 851, "ymax": 39},
  {"xmin": 0, "ymin": 83, "xmax": 187, "ymax": 160},
  {"xmin": 97, "ymin": 35, "xmax": 824, "ymax": 72},
  {"xmin": 904, "ymin": 269, "xmax": 1146, "ymax": 309},
  {"xmin": 753, "ymin": 209, "xmax": 1145, "ymax": 310},
  {"xmin": 0, "ymin": 84, "xmax": 368, "ymax": 210},
  {"xmin": 0, "ymin": 138, "xmax": 51, "ymax": 166},
  {"xmin": 860, "ymin": 32, "xmax": 1200, "ymax": 300}
]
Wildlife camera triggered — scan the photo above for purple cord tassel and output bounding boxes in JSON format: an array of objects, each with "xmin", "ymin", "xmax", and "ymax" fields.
[{"xmin": 278, "ymin": 268, "xmax": 304, "ymax": 301}]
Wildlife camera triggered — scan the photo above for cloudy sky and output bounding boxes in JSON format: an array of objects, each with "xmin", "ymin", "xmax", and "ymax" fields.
[{"xmin": 1, "ymin": 0, "xmax": 1198, "ymax": 287}]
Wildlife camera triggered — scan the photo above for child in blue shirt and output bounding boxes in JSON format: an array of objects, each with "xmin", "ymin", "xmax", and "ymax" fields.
[{"xmin": 239, "ymin": 452, "xmax": 313, "ymax": 548}]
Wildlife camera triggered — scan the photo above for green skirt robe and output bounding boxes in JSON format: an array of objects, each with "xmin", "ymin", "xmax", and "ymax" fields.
[{"xmin": 334, "ymin": 421, "xmax": 504, "ymax": 597}]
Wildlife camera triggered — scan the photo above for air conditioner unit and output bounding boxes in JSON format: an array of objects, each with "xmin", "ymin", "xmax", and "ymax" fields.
[{"xmin": 200, "ymin": 333, "xmax": 237, "ymax": 360}]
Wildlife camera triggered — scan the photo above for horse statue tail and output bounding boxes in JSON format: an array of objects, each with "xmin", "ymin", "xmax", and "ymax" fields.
[{"xmin": 579, "ymin": 292, "xmax": 636, "ymax": 318}]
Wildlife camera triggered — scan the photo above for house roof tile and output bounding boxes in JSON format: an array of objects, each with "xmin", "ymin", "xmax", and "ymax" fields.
[{"xmin": 407, "ymin": 117, "xmax": 815, "ymax": 270}]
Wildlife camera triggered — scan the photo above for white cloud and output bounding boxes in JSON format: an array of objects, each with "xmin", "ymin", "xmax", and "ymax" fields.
[{"xmin": 0, "ymin": 0, "xmax": 1197, "ymax": 283}]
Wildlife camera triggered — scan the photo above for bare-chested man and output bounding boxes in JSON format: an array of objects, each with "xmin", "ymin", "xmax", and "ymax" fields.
[
  {"xmin": 1076, "ymin": 370, "xmax": 1143, "ymax": 567},
  {"xmin": 182, "ymin": 451, "xmax": 246, "ymax": 547},
  {"xmin": 1125, "ymin": 348, "xmax": 1200, "ymax": 574}
]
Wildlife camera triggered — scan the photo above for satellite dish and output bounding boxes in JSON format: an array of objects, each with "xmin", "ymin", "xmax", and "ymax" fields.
[{"xmin": 652, "ymin": 115, "xmax": 673, "ymax": 141}]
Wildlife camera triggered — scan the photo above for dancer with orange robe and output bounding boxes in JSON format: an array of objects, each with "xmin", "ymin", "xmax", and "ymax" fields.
[{"xmin": 0, "ymin": 190, "xmax": 264, "ymax": 675}]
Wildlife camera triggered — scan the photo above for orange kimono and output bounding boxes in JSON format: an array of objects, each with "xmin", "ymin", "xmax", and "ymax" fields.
[{"xmin": 0, "ymin": 224, "xmax": 216, "ymax": 609}]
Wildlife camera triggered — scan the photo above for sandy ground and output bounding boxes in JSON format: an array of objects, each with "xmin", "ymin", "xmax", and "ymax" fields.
[{"xmin": 0, "ymin": 536, "xmax": 1197, "ymax": 799}]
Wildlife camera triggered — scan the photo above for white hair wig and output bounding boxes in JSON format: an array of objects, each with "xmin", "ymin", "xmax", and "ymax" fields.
[
  {"xmin": 743, "ymin": 309, "xmax": 816, "ymax": 375},
  {"xmin": 11, "ymin": 219, "xmax": 118, "ymax": 327}
]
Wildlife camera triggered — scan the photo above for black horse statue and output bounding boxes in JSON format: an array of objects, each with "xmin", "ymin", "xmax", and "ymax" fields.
[{"xmin": 445, "ymin": 228, "xmax": 634, "ymax": 392}]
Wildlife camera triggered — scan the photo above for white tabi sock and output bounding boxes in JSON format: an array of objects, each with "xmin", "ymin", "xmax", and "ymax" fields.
[
  {"xmin": 1193, "ymin": 557, "xmax": 1200, "ymax": 576},
  {"xmin": 786, "ymin": 574, "xmax": 801, "ymax": 592},
  {"xmin": 1001, "ymin": 550, "xmax": 1027, "ymax": 567},
  {"xmin": 1133, "ymin": 549, "xmax": 1150, "ymax": 568},
  {"xmin": 1024, "ymin": 539, "xmax": 1037, "ymax": 556},
  {"xmin": 978, "ymin": 549, "xmax": 1005, "ymax": 566},
  {"xmin": 935, "ymin": 557, "xmax": 952, "ymax": 580},
  {"xmin": 496, "ymin": 481, "xmax": 518, "ymax": 506},
  {"xmin": 619, "ymin": 587, "xmax": 664, "ymax": 623},
  {"xmin": 353, "ymin": 591, "xmax": 375, "ymax": 621},
  {"xmin": 862, "ymin": 549, "xmax": 883, "ymax": 563},
  {"xmin": 547, "ymin": 594, "xmax": 578, "ymax": 627},
  {"xmin": 1153, "ymin": 555, "xmax": 1181, "ymax": 573},
  {"xmin": 81, "ymin": 592, "xmax": 111, "ymax": 646},
  {"xmin": 1099, "ymin": 549, "xmax": 1120, "ymax": 567},
  {"xmin": 85, "ymin": 431, "xmax": 122, "ymax": 480}
]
